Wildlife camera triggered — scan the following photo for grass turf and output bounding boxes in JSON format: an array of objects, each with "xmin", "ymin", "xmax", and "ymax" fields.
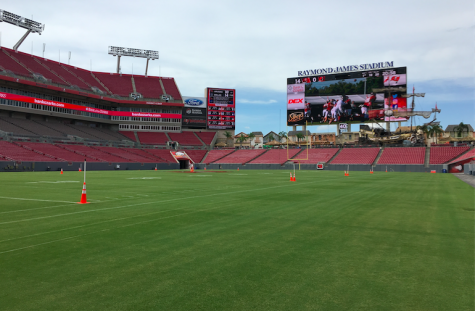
[{"xmin": 0, "ymin": 169, "xmax": 473, "ymax": 310}]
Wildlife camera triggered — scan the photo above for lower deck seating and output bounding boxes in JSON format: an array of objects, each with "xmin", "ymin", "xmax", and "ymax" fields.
[
  {"xmin": 204, "ymin": 150, "xmax": 235, "ymax": 164},
  {"xmin": 0, "ymin": 141, "xmax": 54, "ymax": 162},
  {"xmin": 249, "ymin": 149, "xmax": 300, "ymax": 164},
  {"xmin": 291, "ymin": 148, "xmax": 339, "ymax": 164},
  {"xmin": 331, "ymin": 148, "xmax": 380, "ymax": 165},
  {"xmin": 214, "ymin": 149, "xmax": 266, "ymax": 164},
  {"xmin": 58, "ymin": 144, "xmax": 130, "ymax": 162},
  {"xmin": 141, "ymin": 149, "xmax": 176, "ymax": 163},
  {"xmin": 429, "ymin": 146, "xmax": 470, "ymax": 164},
  {"xmin": 377, "ymin": 147, "xmax": 425, "ymax": 165},
  {"xmin": 183, "ymin": 150, "xmax": 207, "ymax": 163}
]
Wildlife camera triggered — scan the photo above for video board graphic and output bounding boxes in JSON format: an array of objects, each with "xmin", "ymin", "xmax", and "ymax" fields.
[
  {"xmin": 286, "ymin": 67, "xmax": 407, "ymax": 125},
  {"xmin": 182, "ymin": 96, "xmax": 207, "ymax": 129},
  {"xmin": 207, "ymin": 88, "xmax": 236, "ymax": 130}
]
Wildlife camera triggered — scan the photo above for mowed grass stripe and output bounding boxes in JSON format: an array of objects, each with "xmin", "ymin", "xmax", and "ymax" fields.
[{"xmin": 0, "ymin": 170, "xmax": 473, "ymax": 311}]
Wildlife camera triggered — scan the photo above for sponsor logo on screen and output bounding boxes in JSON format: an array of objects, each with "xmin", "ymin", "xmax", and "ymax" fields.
[
  {"xmin": 287, "ymin": 84, "xmax": 305, "ymax": 93},
  {"xmin": 184, "ymin": 98, "xmax": 204, "ymax": 106}
]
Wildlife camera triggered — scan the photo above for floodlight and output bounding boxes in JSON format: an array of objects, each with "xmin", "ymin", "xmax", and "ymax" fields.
[
  {"xmin": 0, "ymin": 9, "xmax": 45, "ymax": 51},
  {"xmin": 108, "ymin": 46, "xmax": 159, "ymax": 75}
]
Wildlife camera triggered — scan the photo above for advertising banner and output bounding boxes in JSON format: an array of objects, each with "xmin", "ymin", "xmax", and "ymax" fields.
[{"xmin": 0, "ymin": 92, "xmax": 182, "ymax": 119}]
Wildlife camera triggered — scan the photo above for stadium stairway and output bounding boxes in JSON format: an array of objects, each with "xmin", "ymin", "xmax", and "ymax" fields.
[
  {"xmin": 200, "ymin": 150, "xmax": 210, "ymax": 163},
  {"xmin": 326, "ymin": 148, "xmax": 343, "ymax": 164},
  {"xmin": 204, "ymin": 149, "xmax": 236, "ymax": 164},
  {"xmin": 372, "ymin": 148, "xmax": 384, "ymax": 166},
  {"xmin": 194, "ymin": 132, "xmax": 206, "ymax": 146},
  {"xmin": 131, "ymin": 76, "xmax": 137, "ymax": 94},
  {"xmin": 425, "ymin": 147, "xmax": 430, "ymax": 167}
]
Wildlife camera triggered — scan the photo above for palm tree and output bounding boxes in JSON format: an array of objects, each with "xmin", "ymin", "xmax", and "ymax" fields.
[
  {"xmin": 268, "ymin": 134, "xmax": 274, "ymax": 142},
  {"xmin": 278, "ymin": 131, "xmax": 287, "ymax": 143},
  {"xmin": 237, "ymin": 133, "xmax": 248, "ymax": 149},
  {"xmin": 296, "ymin": 132, "xmax": 304, "ymax": 144},
  {"xmin": 454, "ymin": 122, "xmax": 469, "ymax": 138},
  {"xmin": 416, "ymin": 124, "xmax": 430, "ymax": 145},
  {"xmin": 428, "ymin": 124, "xmax": 444, "ymax": 144},
  {"xmin": 224, "ymin": 131, "xmax": 233, "ymax": 147},
  {"xmin": 248, "ymin": 132, "xmax": 255, "ymax": 149}
]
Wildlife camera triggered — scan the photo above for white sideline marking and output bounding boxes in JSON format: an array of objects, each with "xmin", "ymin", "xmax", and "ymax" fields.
[
  {"xmin": 0, "ymin": 181, "xmax": 307, "ymax": 225},
  {"xmin": 0, "ymin": 196, "xmax": 77, "ymax": 204},
  {"xmin": 127, "ymin": 177, "xmax": 162, "ymax": 180},
  {"xmin": 231, "ymin": 174, "xmax": 248, "ymax": 175},
  {"xmin": 188, "ymin": 175, "xmax": 211, "ymax": 177}
]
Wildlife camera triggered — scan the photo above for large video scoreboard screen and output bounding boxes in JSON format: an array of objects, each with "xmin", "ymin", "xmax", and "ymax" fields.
[
  {"xmin": 207, "ymin": 88, "xmax": 236, "ymax": 130},
  {"xmin": 287, "ymin": 67, "xmax": 407, "ymax": 126}
]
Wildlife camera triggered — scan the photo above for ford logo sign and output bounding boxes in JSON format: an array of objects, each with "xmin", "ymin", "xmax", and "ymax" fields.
[{"xmin": 185, "ymin": 98, "xmax": 204, "ymax": 106}]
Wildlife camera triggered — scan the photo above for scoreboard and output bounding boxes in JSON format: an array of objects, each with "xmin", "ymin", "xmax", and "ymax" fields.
[
  {"xmin": 287, "ymin": 66, "xmax": 408, "ymax": 126},
  {"xmin": 207, "ymin": 88, "xmax": 236, "ymax": 130}
]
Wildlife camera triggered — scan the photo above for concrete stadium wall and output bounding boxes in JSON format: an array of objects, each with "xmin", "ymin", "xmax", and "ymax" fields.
[
  {"xmin": 0, "ymin": 161, "xmax": 179, "ymax": 172},
  {"xmin": 194, "ymin": 163, "xmax": 446, "ymax": 173}
]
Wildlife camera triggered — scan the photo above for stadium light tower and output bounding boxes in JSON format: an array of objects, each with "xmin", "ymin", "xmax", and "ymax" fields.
[
  {"xmin": 0, "ymin": 9, "xmax": 45, "ymax": 51},
  {"xmin": 108, "ymin": 46, "xmax": 159, "ymax": 76}
]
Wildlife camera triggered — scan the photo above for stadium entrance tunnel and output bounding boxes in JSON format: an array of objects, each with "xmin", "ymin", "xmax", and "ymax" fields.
[{"xmin": 178, "ymin": 159, "xmax": 190, "ymax": 169}]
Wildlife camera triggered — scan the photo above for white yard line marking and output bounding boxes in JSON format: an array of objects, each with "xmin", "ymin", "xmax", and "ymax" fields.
[
  {"xmin": 0, "ymin": 203, "xmax": 77, "ymax": 214},
  {"xmin": 27, "ymin": 181, "xmax": 80, "ymax": 184},
  {"xmin": 126, "ymin": 177, "xmax": 162, "ymax": 180},
  {"xmin": 0, "ymin": 181, "xmax": 309, "ymax": 225},
  {"xmin": 0, "ymin": 201, "xmax": 241, "ymax": 254},
  {"xmin": 0, "ymin": 196, "xmax": 77, "ymax": 204}
]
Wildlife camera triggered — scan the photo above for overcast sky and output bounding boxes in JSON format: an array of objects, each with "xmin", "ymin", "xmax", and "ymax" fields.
[{"xmin": 1, "ymin": 0, "xmax": 473, "ymax": 134}]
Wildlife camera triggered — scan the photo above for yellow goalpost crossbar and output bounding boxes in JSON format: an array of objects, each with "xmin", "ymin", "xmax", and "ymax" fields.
[{"xmin": 286, "ymin": 122, "xmax": 310, "ymax": 170}]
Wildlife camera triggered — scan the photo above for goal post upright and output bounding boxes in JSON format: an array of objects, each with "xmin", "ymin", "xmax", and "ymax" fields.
[{"xmin": 287, "ymin": 121, "xmax": 310, "ymax": 169}]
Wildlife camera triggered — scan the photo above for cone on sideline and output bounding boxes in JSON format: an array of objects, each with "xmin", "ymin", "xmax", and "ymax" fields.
[
  {"xmin": 79, "ymin": 168, "xmax": 82, "ymax": 172},
  {"xmin": 154, "ymin": 167, "xmax": 157, "ymax": 171},
  {"xmin": 204, "ymin": 167, "xmax": 206, "ymax": 170},
  {"xmin": 77, "ymin": 182, "xmax": 89, "ymax": 204},
  {"xmin": 290, "ymin": 172, "xmax": 292, "ymax": 181},
  {"xmin": 293, "ymin": 173, "xmax": 296, "ymax": 182},
  {"xmin": 60, "ymin": 168, "xmax": 63, "ymax": 174},
  {"xmin": 237, "ymin": 167, "xmax": 239, "ymax": 171}
]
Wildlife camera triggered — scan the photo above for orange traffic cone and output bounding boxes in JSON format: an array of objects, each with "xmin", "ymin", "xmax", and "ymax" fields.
[
  {"xmin": 79, "ymin": 168, "xmax": 82, "ymax": 172},
  {"xmin": 60, "ymin": 168, "xmax": 63, "ymax": 174},
  {"xmin": 290, "ymin": 172, "xmax": 292, "ymax": 181},
  {"xmin": 293, "ymin": 173, "xmax": 296, "ymax": 182},
  {"xmin": 204, "ymin": 167, "xmax": 207, "ymax": 170},
  {"xmin": 77, "ymin": 182, "xmax": 89, "ymax": 204},
  {"xmin": 155, "ymin": 167, "xmax": 157, "ymax": 171},
  {"xmin": 370, "ymin": 170, "xmax": 373, "ymax": 174},
  {"xmin": 237, "ymin": 167, "xmax": 239, "ymax": 171}
]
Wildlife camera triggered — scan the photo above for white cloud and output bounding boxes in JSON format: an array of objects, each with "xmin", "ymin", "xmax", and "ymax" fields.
[{"xmin": 237, "ymin": 99, "xmax": 278, "ymax": 105}]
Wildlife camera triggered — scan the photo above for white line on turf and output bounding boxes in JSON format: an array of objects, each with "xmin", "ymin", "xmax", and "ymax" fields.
[
  {"xmin": 0, "ymin": 196, "xmax": 77, "ymax": 203},
  {"xmin": 0, "ymin": 181, "xmax": 309, "ymax": 225},
  {"xmin": 0, "ymin": 198, "xmax": 243, "ymax": 244},
  {"xmin": 26, "ymin": 181, "xmax": 80, "ymax": 184},
  {"xmin": 0, "ymin": 203, "xmax": 77, "ymax": 214},
  {"xmin": 0, "ymin": 200, "xmax": 242, "ymax": 254}
]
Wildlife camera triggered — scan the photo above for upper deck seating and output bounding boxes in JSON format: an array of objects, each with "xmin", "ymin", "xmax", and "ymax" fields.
[
  {"xmin": 0, "ymin": 141, "xmax": 55, "ymax": 161},
  {"xmin": 0, "ymin": 49, "xmax": 32, "ymax": 76},
  {"xmin": 249, "ymin": 149, "xmax": 300, "ymax": 164},
  {"xmin": 137, "ymin": 132, "xmax": 169, "ymax": 145},
  {"xmin": 36, "ymin": 58, "xmax": 91, "ymax": 90},
  {"xmin": 291, "ymin": 148, "xmax": 339, "ymax": 164},
  {"xmin": 204, "ymin": 149, "xmax": 235, "ymax": 164},
  {"xmin": 66, "ymin": 66, "xmax": 109, "ymax": 93},
  {"xmin": 429, "ymin": 146, "xmax": 470, "ymax": 164},
  {"xmin": 94, "ymin": 73, "xmax": 133, "ymax": 97},
  {"xmin": 161, "ymin": 78, "xmax": 182, "ymax": 100},
  {"xmin": 133, "ymin": 76, "xmax": 164, "ymax": 99},
  {"xmin": 168, "ymin": 132, "xmax": 202, "ymax": 146},
  {"xmin": 195, "ymin": 132, "xmax": 216, "ymax": 145},
  {"xmin": 377, "ymin": 147, "xmax": 425, "ymax": 165},
  {"xmin": 214, "ymin": 149, "xmax": 266, "ymax": 164},
  {"xmin": 331, "ymin": 148, "xmax": 380, "ymax": 165},
  {"xmin": 8, "ymin": 49, "xmax": 67, "ymax": 85}
]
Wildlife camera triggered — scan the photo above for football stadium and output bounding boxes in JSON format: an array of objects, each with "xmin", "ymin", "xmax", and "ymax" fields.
[{"xmin": 0, "ymin": 8, "xmax": 474, "ymax": 311}]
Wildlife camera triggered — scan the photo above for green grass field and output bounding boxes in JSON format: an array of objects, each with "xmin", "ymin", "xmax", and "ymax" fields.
[{"xmin": 0, "ymin": 169, "xmax": 473, "ymax": 310}]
